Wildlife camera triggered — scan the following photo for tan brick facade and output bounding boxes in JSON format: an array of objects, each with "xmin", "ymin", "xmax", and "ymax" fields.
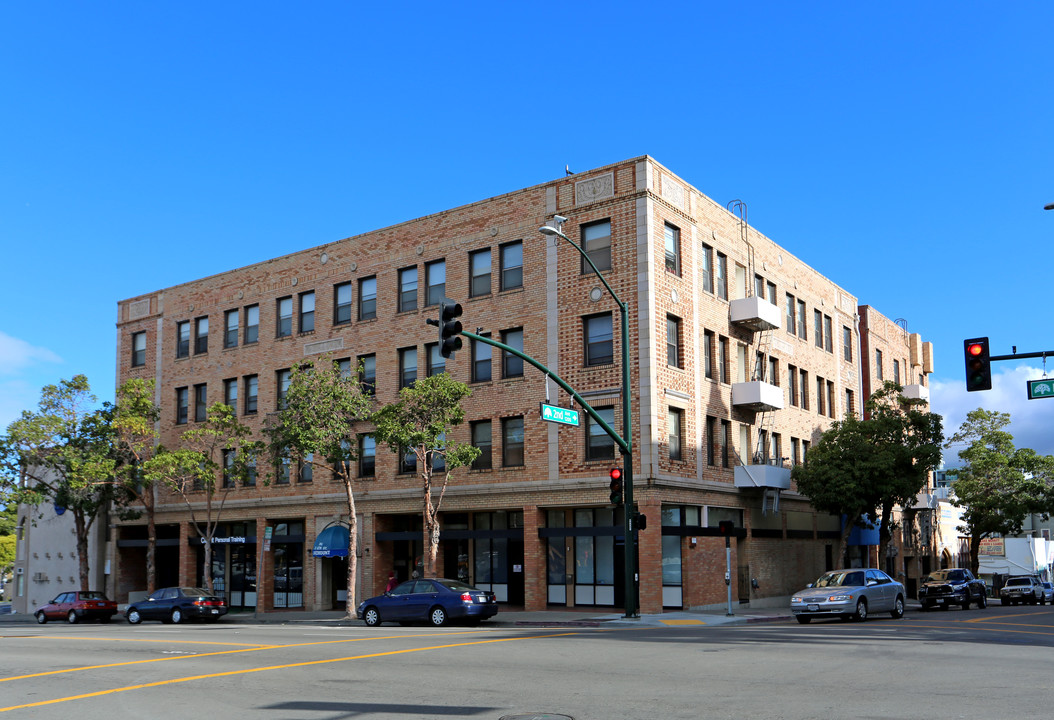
[{"xmin": 112, "ymin": 156, "xmax": 931, "ymax": 615}]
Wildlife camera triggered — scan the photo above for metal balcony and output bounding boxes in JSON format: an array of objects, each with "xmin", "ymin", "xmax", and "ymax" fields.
[
  {"xmin": 729, "ymin": 296, "xmax": 781, "ymax": 332},
  {"xmin": 731, "ymin": 381, "xmax": 784, "ymax": 412},
  {"xmin": 734, "ymin": 460, "xmax": 792, "ymax": 490}
]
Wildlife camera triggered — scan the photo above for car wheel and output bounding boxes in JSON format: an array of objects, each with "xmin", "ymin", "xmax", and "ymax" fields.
[
  {"xmin": 171, "ymin": 608, "xmax": 183, "ymax": 624},
  {"xmin": 67, "ymin": 610, "xmax": 78, "ymax": 624},
  {"xmin": 796, "ymin": 616, "xmax": 811, "ymax": 624},
  {"xmin": 363, "ymin": 606, "xmax": 381, "ymax": 627},
  {"xmin": 36, "ymin": 611, "xmax": 47, "ymax": 624},
  {"xmin": 890, "ymin": 595, "xmax": 905, "ymax": 619},
  {"xmin": 978, "ymin": 594, "xmax": 987, "ymax": 609},
  {"xmin": 853, "ymin": 599, "xmax": 868, "ymax": 622},
  {"xmin": 127, "ymin": 608, "xmax": 142, "ymax": 624},
  {"xmin": 429, "ymin": 606, "xmax": 447, "ymax": 627}
]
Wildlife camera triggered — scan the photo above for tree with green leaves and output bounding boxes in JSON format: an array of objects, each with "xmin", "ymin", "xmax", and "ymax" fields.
[
  {"xmin": 0, "ymin": 375, "xmax": 119, "ymax": 591},
  {"xmin": 264, "ymin": 357, "xmax": 372, "ymax": 618},
  {"xmin": 112, "ymin": 378, "xmax": 163, "ymax": 593},
  {"xmin": 792, "ymin": 381, "xmax": 943, "ymax": 565},
  {"xmin": 946, "ymin": 408, "xmax": 1054, "ymax": 575},
  {"xmin": 372, "ymin": 373, "xmax": 480, "ymax": 579},
  {"xmin": 142, "ymin": 403, "xmax": 261, "ymax": 594}
]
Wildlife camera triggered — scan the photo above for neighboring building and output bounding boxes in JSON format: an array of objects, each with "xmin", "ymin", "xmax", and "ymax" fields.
[
  {"xmin": 109, "ymin": 156, "xmax": 932, "ymax": 614},
  {"xmin": 857, "ymin": 307, "xmax": 936, "ymax": 596}
]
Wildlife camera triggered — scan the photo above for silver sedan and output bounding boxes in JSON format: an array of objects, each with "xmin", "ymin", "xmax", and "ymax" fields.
[{"xmin": 790, "ymin": 568, "xmax": 906, "ymax": 624}]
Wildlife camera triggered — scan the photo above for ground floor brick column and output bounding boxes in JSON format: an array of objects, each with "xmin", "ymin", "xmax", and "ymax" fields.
[
  {"xmin": 522, "ymin": 505, "xmax": 546, "ymax": 611},
  {"xmin": 178, "ymin": 521, "xmax": 192, "ymax": 587},
  {"xmin": 637, "ymin": 497, "xmax": 663, "ymax": 614},
  {"xmin": 256, "ymin": 516, "xmax": 271, "ymax": 612}
]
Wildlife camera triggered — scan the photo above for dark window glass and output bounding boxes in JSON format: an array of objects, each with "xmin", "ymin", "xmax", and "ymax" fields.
[
  {"xmin": 244, "ymin": 375, "xmax": 258, "ymax": 414},
  {"xmin": 502, "ymin": 328, "xmax": 523, "ymax": 378},
  {"xmin": 586, "ymin": 407, "xmax": 616, "ymax": 461},
  {"xmin": 716, "ymin": 253, "xmax": 728, "ymax": 301},
  {"xmin": 398, "ymin": 267, "xmax": 418, "ymax": 313},
  {"xmin": 299, "ymin": 291, "xmax": 315, "ymax": 333},
  {"xmin": 502, "ymin": 417, "xmax": 524, "ymax": 467},
  {"xmin": 176, "ymin": 321, "xmax": 190, "ymax": 358},
  {"xmin": 277, "ymin": 369, "xmax": 291, "ymax": 409},
  {"xmin": 176, "ymin": 387, "xmax": 188, "ymax": 425},
  {"xmin": 701, "ymin": 244, "xmax": 714, "ymax": 293},
  {"xmin": 584, "ymin": 313, "xmax": 613, "ymax": 366},
  {"xmin": 359, "ymin": 354, "xmax": 376, "ymax": 395},
  {"xmin": 277, "ymin": 297, "xmax": 293, "ymax": 338},
  {"xmin": 664, "ymin": 223, "xmax": 680, "ymax": 275},
  {"xmin": 426, "ymin": 343, "xmax": 445, "ymax": 376},
  {"xmin": 471, "ymin": 420, "xmax": 492, "ymax": 470},
  {"xmin": 500, "ymin": 241, "xmax": 523, "ymax": 291},
  {"xmin": 399, "ymin": 347, "xmax": 417, "ymax": 389},
  {"xmin": 245, "ymin": 305, "xmax": 259, "ymax": 344},
  {"xmin": 667, "ymin": 316, "xmax": 681, "ymax": 368},
  {"xmin": 359, "ymin": 435, "xmax": 376, "ymax": 477},
  {"xmin": 194, "ymin": 317, "xmax": 208, "ymax": 355},
  {"xmin": 194, "ymin": 384, "xmax": 207, "ymax": 422},
  {"xmin": 470, "ymin": 249, "xmax": 491, "ymax": 297},
  {"xmin": 131, "ymin": 332, "xmax": 146, "ymax": 367},
  {"xmin": 359, "ymin": 277, "xmax": 377, "ymax": 320},
  {"xmin": 224, "ymin": 309, "xmax": 239, "ymax": 348},
  {"xmin": 334, "ymin": 282, "xmax": 352, "ymax": 325},
  {"xmin": 581, "ymin": 220, "xmax": 611, "ymax": 273},
  {"xmin": 224, "ymin": 378, "xmax": 238, "ymax": 409},
  {"xmin": 425, "ymin": 260, "xmax": 446, "ymax": 307},
  {"xmin": 472, "ymin": 336, "xmax": 492, "ymax": 383},
  {"xmin": 668, "ymin": 408, "xmax": 683, "ymax": 461}
]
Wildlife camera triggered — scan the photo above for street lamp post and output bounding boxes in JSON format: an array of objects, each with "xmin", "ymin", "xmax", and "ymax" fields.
[{"xmin": 539, "ymin": 222, "xmax": 639, "ymax": 619}]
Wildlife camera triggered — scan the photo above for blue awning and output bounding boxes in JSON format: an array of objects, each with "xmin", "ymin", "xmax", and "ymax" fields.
[{"xmin": 312, "ymin": 525, "xmax": 349, "ymax": 558}]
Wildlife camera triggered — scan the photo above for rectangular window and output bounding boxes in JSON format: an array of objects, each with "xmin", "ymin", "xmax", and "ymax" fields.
[
  {"xmin": 824, "ymin": 315, "xmax": 833, "ymax": 353},
  {"xmin": 194, "ymin": 383, "xmax": 207, "ymax": 422},
  {"xmin": 176, "ymin": 387, "xmax": 188, "ymax": 425},
  {"xmin": 176, "ymin": 321, "xmax": 190, "ymax": 358},
  {"xmin": 224, "ymin": 310, "xmax": 239, "ymax": 348},
  {"xmin": 586, "ymin": 406, "xmax": 616, "ymax": 461},
  {"xmin": 425, "ymin": 260, "xmax": 445, "ymax": 307},
  {"xmin": 336, "ymin": 358, "xmax": 352, "ymax": 378},
  {"xmin": 802, "ymin": 440, "xmax": 810, "ymax": 462},
  {"xmin": 502, "ymin": 416, "xmax": 524, "ymax": 467},
  {"xmin": 224, "ymin": 378, "xmax": 238, "ymax": 409},
  {"xmin": 502, "ymin": 328, "xmax": 524, "ymax": 378},
  {"xmin": 772, "ymin": 433, "xmax": 782, "ymax": 465},
  {"xmin": 398, "ymin": 266, "xmax": 418, "ymax": 313},
  {"xmin": 334, "ymin": 282, "xmax": 352, "ymax": 325},
  {"xmin": 664, "ymin": 223, "xmax": 681, "ymax": 275},
  {"xmin": 814, "ymin": 310, "xmax": 823, "ymax": 348},
  {"xmin": 791, "ymin": 438, "xmax": 800, "ymax": 466},
  {"xmin": 471, "ymin": 421, "xmax": 492, "ymax": 470},
  {"xmin": 299, "ymin": 454, "xmax": 313, "ymax": 483},
  {"xmin": 785, "ymin": 294, "xmax": 796, "ymax": 336},
  {"xmin": 788, "ymin": 365, "xmax": 798, "ymax": 406},
  {"xmin": 754, "ymin": 274, "xmax": 766, "ymax": 299},
  {"xmin": 701, "ymin": 243, "xmax": 714, "ymax": 293},
  {"xmin": 816, "ymin": 376, "xmax": 826, "ymax": 416},
  {"xmin": 359, "ymin": 435, "xmax": 376, "ymax": 477},
  {"xmin": 244, "ymin": 375, "xmax": 258, "ymax": 415},
  {"xmin": 668, "ymin": 315, "xmax": 682, "ymax": 368},
  {"xmin": 400, "ymin": 447, "xmax": 417, "ymax": 474},
  {"xmin": 768, "ymin": 356, "xmax": 779, "ymax": 386},
  {"xmin": 131, "ymin": 331, "xmax": 146, "ymax": 367},
  {"xmin": 668, "ymin": 408, "xmax": 683, "ymax": 461},
  {"xmin": 843, "ymin": 326, "xmax": 852, "ymax": 361},
  {"xmin": 500, "ymin": 241, "xmax": 523, "ymax": 291},
  {"xmin": 399, "ymin": 347, "xmax": 417, "ymax": 389},
  {"xmin": 827, "ymin": 380, "xmax": 836, "ymax": 419},
  {"xmin": 720, "ymin": 420, "xmax": 731, "ymax": 468},
  {"xmin": 846, "ymin": 389, "xmax": 855, "ymax": 417},
  {"xmin": 277, "ymin": 297, "xmax": 293, "ymax": 338},
  {"xmin": 472, "ymin": 335, "xmax": 492, "ymax": 383},
  {"xmin": 469, "ymin": 248, "xmax": 492, "ymax": 297},
  {"xmin": 194, "ymin": 317, "xmax": 208, "ymax": 355},
  {"xmin": 706, "ymin": 416, "xmax": 717, "ymax": 466},
  {"xmin": 359, "ymin": 277, "xmax": 377, "ymax": 320},
  {"xmin": 799, "ymin": 369, "xmax": 809, "ymax": 410},
  {"xmin": 719, "ymin": 336, "xmax": 729, "ymax": 383},
  {"xmin": 876, "ymin": 349, "xmax": 884, "ymax": 380},
  {"xmin": 245, "ymin": 305, "xmax": 259, "ymax": 344},
  {"xmin": 299, "ymin": 291, "xmax": 315, "ymax": 333},
  {"xmin": 893, "ymin": 359, "xmax": 901, "ymax": 384},
  {"xmin": 222, "ymin": 449, "xmax": 235, "ymax": 489},
  {"xmin": 359, "ymin": 354, "xmax": 376, "ymax": 395},
  {"xmin": 584, "ymin": 313, "xmax": 613, "ymax": 366},
  {"xmin": 277, "ymin": 369, "xmax": 291, "ymax": 409},
  {"xmin": 797, "ymin": 300, "xmax": 807, "ymax": 341},
  {"xmin": 426, "ymin": 343, "xmax": 445, "ymax": 376},
  {"xmin": 716, "ymin": 253, "xmax": 728, "ymax": 301},
  {"xmin": 276, "ymin": 454, "xmax": 291, "ymax": 485},
  {"xmin": 703, "ymin": 330, "xmax": 715, "ymax": 379},
  {"xmin": 581, "ymin": 220, "xmax": 612, "ymax": 273},
  {"xmin": 245, "ymin": 457, "xmax": 257, "ymax": 487},
  {"xmin": 766, "ymin": 281, "xmax": 777, "ymax": 305}
]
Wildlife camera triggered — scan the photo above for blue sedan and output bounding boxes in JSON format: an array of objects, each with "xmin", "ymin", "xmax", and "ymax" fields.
[{"xmin": 358, "ymin": 578, "xmax": 498, "ymax": 627}]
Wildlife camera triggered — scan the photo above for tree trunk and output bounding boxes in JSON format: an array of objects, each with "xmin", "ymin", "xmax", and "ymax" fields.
[
  {"xmin": 877, "ymin": 501, "xmax": 895, "ymax": 572},
  {"xmin": 839, "ymin": 511, "xmax": 861, "ymax": 568},
  {"xmin": 145, "ymin": 492, "xmax": 157, "ymax": 594},
  {"xmin": 423, "ymin": 477, "xmax": 439, "ymax": 578},
  {"xmin": 344, "ymin": 479, "xmax": 358, "ymax": 619},
  {"xmin": 969, "ymin": 534, "xmax": 982, "ymax": 576},
  {"xmin": 74, "ymin": 510, "xmax": 91, "ymax": 591}
]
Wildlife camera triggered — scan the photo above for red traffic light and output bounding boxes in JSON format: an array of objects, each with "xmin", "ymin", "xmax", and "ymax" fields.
[
  {"xmin": 967, "ymin": 343, "xmax": 984, "ymax": 357},
  {"xmin": 963, "ymin": 337, "xmax": 992, "ymax": 392},
  {"xmin": 609, "ymin": 468, "xmax": 622, "ymax": 482}
]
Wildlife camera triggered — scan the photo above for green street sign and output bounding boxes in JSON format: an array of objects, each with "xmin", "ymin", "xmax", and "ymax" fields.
[
  {"xmin": 540, "ymin": 403, "xmax": 580, "ymax": 427},
  {"xmin": 1027, "ymin": 379, "xmax": 1054, "ymax": 400}
]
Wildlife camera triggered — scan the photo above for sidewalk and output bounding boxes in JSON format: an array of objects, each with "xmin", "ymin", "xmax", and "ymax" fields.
[{"xmin": 0, "ymin": 605, "xmax": 794, "ymax": 628}]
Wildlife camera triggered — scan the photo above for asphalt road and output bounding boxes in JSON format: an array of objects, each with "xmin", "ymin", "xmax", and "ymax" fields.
[{"xmin": 3, "ymin": 603, "xmax": 1053, "ymax": 719}]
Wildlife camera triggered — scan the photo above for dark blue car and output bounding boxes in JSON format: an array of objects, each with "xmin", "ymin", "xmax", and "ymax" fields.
[{"xmin": 358, "ymin": 578, "xmax": 498, "ymax": 627}]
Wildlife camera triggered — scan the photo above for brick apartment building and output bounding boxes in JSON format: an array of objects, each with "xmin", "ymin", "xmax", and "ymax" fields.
[{"xmin": 110, "ymin": 156, "xmax": 934, "ymax": 614}]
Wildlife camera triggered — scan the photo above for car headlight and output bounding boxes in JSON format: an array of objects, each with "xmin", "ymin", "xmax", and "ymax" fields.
[
  {"xmin": 828, "ymin": 594, "xmax": 852, "ymax": 602},
  {"xmin": 791, "ymin": 596, "xmax": 802, "ymax": 603}
]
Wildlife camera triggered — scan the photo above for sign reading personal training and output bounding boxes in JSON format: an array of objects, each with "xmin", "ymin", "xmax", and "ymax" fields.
[{"xmin": 540, "ymin": 403, "xmax": 580, "ymax": 427}]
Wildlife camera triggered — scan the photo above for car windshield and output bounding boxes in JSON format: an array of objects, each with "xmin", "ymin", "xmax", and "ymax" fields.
[
  {"xmin": 922, "ymin": 570, "xmax": 964, "ymax": 583},
  {"xmin": 813, "ymin": 571, "xmax": 865, "ymax": 588},
  {"xmin": 180, "ymin": 587, "xmax": 211, "ymax": 596},
  {"xmin": 1006, "ymin": 578, "xmax": 1031, "ymax": 587},
  {"xmin": 435, "ymin": 579, "xmax": 479, "ymax": 592}
]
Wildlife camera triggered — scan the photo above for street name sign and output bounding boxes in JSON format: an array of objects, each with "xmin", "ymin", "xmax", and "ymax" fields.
[
  {"xmin": 540, "ymin": 403, "xmax": 580, "ymax": 427},
  {"xmin": 1027, "ymin": 378, "xmax": 1054, "ymax": 400}
]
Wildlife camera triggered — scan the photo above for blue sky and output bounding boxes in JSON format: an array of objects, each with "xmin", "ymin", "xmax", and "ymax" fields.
[{"xmin": 2, "ymin": 2, "xmax": 1052, "ymax": 465}]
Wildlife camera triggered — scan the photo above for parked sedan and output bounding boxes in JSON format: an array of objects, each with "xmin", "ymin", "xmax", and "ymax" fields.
[
  {"xmin": 790, "ymin": 568, "xmax": 906, "ymax": 624},
  {"xmin": 1042, "ymin": 582, "xmax": 1054, "ymax": 604},
  {"xmin": 35, "ymin": 591, "xmax": 117, "ymax": 624},
  {"xmin": 918, "ymin": 568, "xmax": 988, "ymax": 611},
  {"xmin": 125, "ymin": 587, "xmax": 228, "ymax": 624},
  {"xmin": 358, "ymin": 578, "xmax": 498, "ymax": 627}
]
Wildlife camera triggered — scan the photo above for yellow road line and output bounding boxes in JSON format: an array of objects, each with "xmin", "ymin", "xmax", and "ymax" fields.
[
  {"xmin": 0, "ymin": 630, "xmax": 485, "ymax": 683},
  {"xmin": 0, "ymin": 632, "xmax": 578, "ymax": 712},
  {"xmin": 1, "ymin": 635, "xmax": 266, "ymax": 647}
]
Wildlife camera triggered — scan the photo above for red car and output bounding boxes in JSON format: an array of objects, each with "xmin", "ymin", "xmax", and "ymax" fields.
[{"xmin": 36, "ymin": 591, "xmax": 117, "ymax": 624}]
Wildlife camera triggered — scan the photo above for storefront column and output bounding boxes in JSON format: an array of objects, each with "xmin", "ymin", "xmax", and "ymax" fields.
[
  {"xmin": 256, "ymin": 516, "xmax": 272, "ymax": 612},
  {"xmin": 178, "ymin": 521, "xmax": 193, "ymax": 587},
  {"xmin": 637, "ymin": 498, "xmax": 663, "ymax": 614},
  {"xmin": 522, "ymin": 505, "xmax": 546, "ymax": 611}
]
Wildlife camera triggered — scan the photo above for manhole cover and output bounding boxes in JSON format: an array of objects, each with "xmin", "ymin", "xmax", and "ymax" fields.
[{"xmin": 499, "ymin": 715, "xmax": 574, "ymax": 720}]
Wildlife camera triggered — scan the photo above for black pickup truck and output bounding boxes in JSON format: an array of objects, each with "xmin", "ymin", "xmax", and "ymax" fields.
[{"xmin": 918, "ymin": 568, "xmax": 988, "ymax": 610}]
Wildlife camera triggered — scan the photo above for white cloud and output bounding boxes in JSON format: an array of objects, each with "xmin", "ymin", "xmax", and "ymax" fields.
[
  {"xmin": 0, "ymin": 330, "xmax": 62, "ymax": 376},
  {"xmin": 932, "ymin": 364, "xmax": 1054, "ymax": 465}
]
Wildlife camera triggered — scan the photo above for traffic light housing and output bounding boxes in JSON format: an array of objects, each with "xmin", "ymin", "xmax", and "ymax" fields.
[
  {"xmin": 718, "ymin": 520, "xmax": 735, "ymax": 536},
  {"xmin": 609, "ymin": 468, "xmax": 623, "ymax": 506},
  {"xmin": 438, "ymin": 298, "xmax": 464, "ymax": 359},
  {"xmin": 964, "ymin": 337, "xmax": 992, "ymax": 392}
]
